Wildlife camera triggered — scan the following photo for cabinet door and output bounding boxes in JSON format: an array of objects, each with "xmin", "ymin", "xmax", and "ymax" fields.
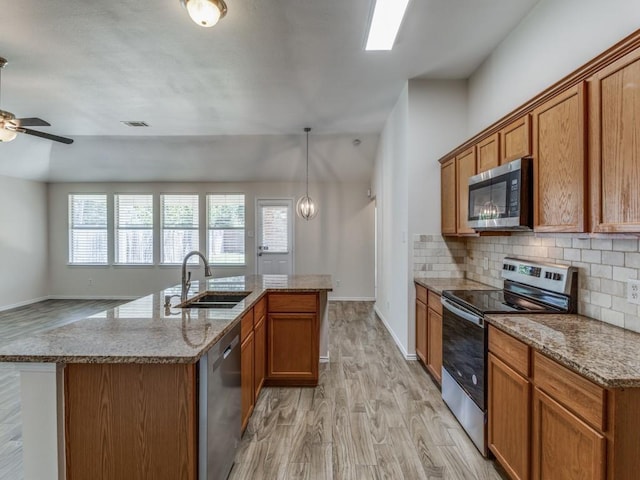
[
  {"xmin": 427, "ymin": 308, "xmax": 442, "ymax": 384},
  {"xmin": 254, "ymin": 314, "xmax": 266, "ymax": 399},
  {"xmin": 477, "ymin": 133, "xmax": 500, "ymax": 173},
  {"xmin": 241, "ymin": 331, "xmax": 255, "ymax": 432},
  {"xmin": 415, "ymin": 300, "xmax": 427, "ymax": 365},
  {"xmin": 456, "ymin": 147, "xmax": 477, "ymax": 235},
  {"xmin": 441, "ymin": 158, "xmax": 457, "ymax": 235},
  {"xmin": 532, "ymin": 84, "xmax": 587, "ymax": 232},
  {"xmin": 589, "ymin": 47, "xmax": 640, "ymax": 232},
  {"xmin": 488, "ymin": 353, "xmax": 530, "ymax": 480},
  {"xmin": 532, "ymin": 388, "xmax": 605, "ymax": 480},
  {"xmin": 501, "ymin": 115, "xmax": 531, "ymax": 164},
  {"xmin": 267, "ymin": 313, "xmax": 318, "ymax": 384}
]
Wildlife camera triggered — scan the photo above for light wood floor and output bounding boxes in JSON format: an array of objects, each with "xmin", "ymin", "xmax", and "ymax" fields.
[
  {"xmin": 0, "ymin": 299, "xmax": 125, "ymax": 480},
  {"xmin": 230, "ymin": 301, "xmax": 504, "ymax": 480}
]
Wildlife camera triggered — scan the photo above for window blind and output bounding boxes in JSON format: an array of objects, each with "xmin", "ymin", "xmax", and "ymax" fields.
[
  {"xmin": 261, "ymin": 205, "xmax": 288, "ymax": 253},
  {"xmin": 161, "ymin": 194, "xmax": 199, "ymax": 264},
  {"xmin": 115, "ymin": 194, "xmax": 153, "ymax": 264},
  {"xmin": 69, "ymin": 194, "xmax": 108, "ymax": 264},
  {"xmin": 207, "ymin": 194, "xmax": 245, "ymax": 265}
]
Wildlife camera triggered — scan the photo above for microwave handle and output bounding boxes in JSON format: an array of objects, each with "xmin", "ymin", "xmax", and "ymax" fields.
[{"xmin": 441, "ymin": 297, "xmax": 484, "ymax": 327}]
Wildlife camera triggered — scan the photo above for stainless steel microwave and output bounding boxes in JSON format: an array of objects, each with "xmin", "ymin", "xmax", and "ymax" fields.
[{"xmin": 467, "ymin": 157, "xmax": 533, "ymax": 231}]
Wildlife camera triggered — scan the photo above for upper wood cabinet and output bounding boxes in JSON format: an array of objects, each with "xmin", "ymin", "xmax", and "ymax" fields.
[
  {"xmin": 455, "ymin": 147, "xmax": 477, "ymax": 235},
  {"xmin": 477, "ymin": 132, "xmax": 500, "ymax": 173},
  {"xmin": 441, "ymin": 158, "xmax": 457, "ymax": 235},
  {"xmin": 532, "ymin": 84, "xmax": 587, "ymax": 232},
  {"xmin": 500, "ymin": 115, "xmax": 531, "ymax": 164},
  {"xmin": 589, "ymin": 47, "xmax": 640, "ymax": 233}
]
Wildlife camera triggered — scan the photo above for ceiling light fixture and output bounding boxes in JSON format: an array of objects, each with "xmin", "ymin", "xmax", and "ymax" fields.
[
  {"xmin": 180, "ymin": 0, "xmax": 227, "ymax": 28},
  {"xmin": 0, "ymin": 59, "xmax": 17, "ymax": 143},
  {"xmin": 365, "ymin": 0, "xmax": 410, "ymax": 51},
  {"xmin": 296, "ymin": 127, "xmax": 318, "ymax": 221}
]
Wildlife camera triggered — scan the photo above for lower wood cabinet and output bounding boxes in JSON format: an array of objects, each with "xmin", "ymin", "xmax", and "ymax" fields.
[
  {"xmin": 240, "ymin": 329, "xmax": 254, "ymax": 432},
  {"xmin": 415, "ymin": 283, "xmax": 442, "ymax": 385},
  {"xmin": 532, "ymin": 387, "xmax": 605, "ymax": 480},
  {"xmin": 488, "ymin": 325, "xmax": 640, "ymax": 480},
  {"xmin": 266, "ymin": 293, "xmax": 319, "ymax": 386},
  {"xmin": 254, "ymin": 311, "xmax": 266, "ymax": 397},
  {"xmin": 488, "ymin": 353, "xmax": 530, "ymax": 480}
]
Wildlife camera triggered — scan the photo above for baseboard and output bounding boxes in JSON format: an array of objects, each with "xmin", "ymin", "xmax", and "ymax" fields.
[
  {"xmin": 329, "ymin": 297, "xmax": 376, "ymax": 302},
  {"xmin": 47, "ymin": 295, "xmax": 138, "ymax": 301},
  {"xmin": 373, "ymin": 305, "xmax": 413, "ymax": 360},
  {"xmin": 319, "ymin": 355, "xmax": 330, "ymax": 363},
  {"xmin": 0, "ymin": 295, "xmax": 50, "ymax": 312}
]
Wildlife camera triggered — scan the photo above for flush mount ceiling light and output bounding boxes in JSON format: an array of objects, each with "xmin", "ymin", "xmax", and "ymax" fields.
[
  {"xmin": 180, "ymin": 0, "xmax": 227, "ymax": 28},
  {"xmin": 365, "ymin": 0, "xmax": 410, "ymax": 51},
  {"xmin": 296, "ymin": 127, "xmax": 318, "ymax": 221}
]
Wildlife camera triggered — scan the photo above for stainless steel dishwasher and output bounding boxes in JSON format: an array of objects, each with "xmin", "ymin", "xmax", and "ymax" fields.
[{"xmin": 198, "ymin": 323, "xmax": 241, "ymax": 480}]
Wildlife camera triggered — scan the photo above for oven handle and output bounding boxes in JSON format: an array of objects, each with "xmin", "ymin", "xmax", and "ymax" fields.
[{"xmin": 441, "ymin": 297, "xmax": 484, "ymax": 327}]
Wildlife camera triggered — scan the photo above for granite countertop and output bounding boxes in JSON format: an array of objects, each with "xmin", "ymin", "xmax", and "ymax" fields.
[
  {"xmin": 487, "ymin": 313, "xmax": 640, "ymax": 388},
  {"xmin": 0, "ymin": 274, "xmax": 332, "ymax": 365},
  {"xmin": 414, "ymin": 277, "xmax": 495, "ymax": 295}
]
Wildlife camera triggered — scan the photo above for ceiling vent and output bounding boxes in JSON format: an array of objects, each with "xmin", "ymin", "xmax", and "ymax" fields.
[{"xmin": 121, "ymin": 121, "xmax": 149, "ymax": 127}]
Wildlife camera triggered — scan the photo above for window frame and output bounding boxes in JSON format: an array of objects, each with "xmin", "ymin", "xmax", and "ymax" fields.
[
  {"xmin": 68, "ymin": 193, "xmax": 109, "ymax": 266},
  {"xmin": 206, "ymin": 193, "xmax": 246, "ymax": 267}
]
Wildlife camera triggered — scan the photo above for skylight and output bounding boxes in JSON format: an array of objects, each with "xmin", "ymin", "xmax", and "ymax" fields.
[{"xmin": 365, "ymin": 0, "xmax": 410, "ymax": 51}]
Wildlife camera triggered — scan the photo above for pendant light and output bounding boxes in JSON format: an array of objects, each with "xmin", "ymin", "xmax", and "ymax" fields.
[
  {"xmin": 296, "ymin": 127, "xmax": 318, "ymax": 220},
  {"xmin": 180, "ymin": 0, "xmax": 227, "ymax": 28}
]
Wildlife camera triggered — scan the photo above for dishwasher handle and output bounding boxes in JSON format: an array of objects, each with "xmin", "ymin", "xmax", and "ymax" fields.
[{"xmin": 210, "ymin": 334, "xmax": 240, "ymax": 372}]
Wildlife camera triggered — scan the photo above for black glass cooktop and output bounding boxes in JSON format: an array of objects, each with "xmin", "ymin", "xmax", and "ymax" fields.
[{"xmin": 442, "ymin": 289, "xmax": 553, "ymax": 315}]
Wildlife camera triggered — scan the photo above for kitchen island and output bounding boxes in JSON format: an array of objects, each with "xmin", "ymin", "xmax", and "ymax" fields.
[{"xmin": 0, "ymin": 274, "xmax": 332, "ymax": 480}]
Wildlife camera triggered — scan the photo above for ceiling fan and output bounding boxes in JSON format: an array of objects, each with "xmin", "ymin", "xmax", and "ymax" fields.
[{"xmin": 0, "ymin": 57, "xmax": 73, "ymax": 145}]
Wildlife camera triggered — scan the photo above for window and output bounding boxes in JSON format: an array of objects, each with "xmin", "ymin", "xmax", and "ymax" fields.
[
  {"xmin": 261, "ymin": 205, "xmax": 289, "ymax": 253},
  {"xmin": 161, "ymin": 194, "xmax": 199, "ymax": 264},
  {"xmin": 207, "ymin": 194, "xmax": 245, "ymax": 265},
  {"xmin": 69, "ymin": 194, "xmax": 108, "ymax": 264},
  {"xmin": 115, "ymin": 194, "xmax": 153, "ymax": 264}
]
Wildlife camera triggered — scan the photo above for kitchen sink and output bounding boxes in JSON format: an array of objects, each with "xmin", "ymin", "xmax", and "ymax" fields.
[{"xmin": 179, "ymin": 291, "xmax": 251, "ymax": 309}]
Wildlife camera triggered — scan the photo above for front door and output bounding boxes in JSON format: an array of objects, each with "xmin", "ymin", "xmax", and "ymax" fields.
[{"xmin": 256, "ymin": 199, "xmax": 294, "ymax": 275}]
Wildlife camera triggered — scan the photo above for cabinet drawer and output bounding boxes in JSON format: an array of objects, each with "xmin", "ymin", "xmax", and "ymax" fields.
[
  {"xmin": 416, "ymin": 284, "xmax": 428, "ymax": 304},
  {"xmin": 427, "ymin": 291, "xmax": 442, "ymax": 316},
  {"xmin": 489, "ymin": 326, "xmax": 530, "ymax": 377},
  {"xmin": 240, "ymin": 309, "xmax": 254, "ymax": 342},
  {"xmin": 254, "ymin": 296, "xmax": 266, "ymax": 327},
  {"xmin": 533, "ymin": 351, "xmax": 605, "ymax": 431},
  {"xmin": 268, "ymin": 293, "xmax": 317, "ymax": 313}
]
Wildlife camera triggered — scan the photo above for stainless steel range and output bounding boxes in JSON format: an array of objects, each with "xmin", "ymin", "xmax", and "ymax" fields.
[{"xmin": 440, "ymin": 257, "xmax": 578, "ymax": 456}]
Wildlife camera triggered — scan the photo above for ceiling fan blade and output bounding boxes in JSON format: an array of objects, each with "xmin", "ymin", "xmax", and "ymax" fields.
[
  {"xmin": 21, "ymin": 128, "xmax": 74, "ymax": 145},
  {"xmin": 17, "ymin": 117, "xmax": 51, "ymax": 127}
]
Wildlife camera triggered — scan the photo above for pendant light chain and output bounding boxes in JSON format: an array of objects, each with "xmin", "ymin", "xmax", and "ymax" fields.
[{"xmin": 305, "ymin": 127, "xmax": 310, "ymax": 197}]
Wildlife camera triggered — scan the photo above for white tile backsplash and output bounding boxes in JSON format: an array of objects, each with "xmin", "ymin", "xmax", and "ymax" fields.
[{"xmin": 413, "ymin": 232, "xmax": 640, "ymax": 333}]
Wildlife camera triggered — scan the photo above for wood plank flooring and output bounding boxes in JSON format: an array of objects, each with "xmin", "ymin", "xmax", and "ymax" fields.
[
  {"xmin": 231, "ymin": 301, "xmax": 504, "ymax": 480},
  {"xmin": 0, "ymin": 299, "xmax": 126, "ymax": 480}
]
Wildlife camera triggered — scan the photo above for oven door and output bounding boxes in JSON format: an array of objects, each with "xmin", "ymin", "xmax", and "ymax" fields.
[{"xmin": 441, "ymin": 297, "xmax": 486, "ymax": 411}]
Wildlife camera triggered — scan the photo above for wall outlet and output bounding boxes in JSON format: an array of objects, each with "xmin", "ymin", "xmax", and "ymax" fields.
[
  {"xmin": 336, "ymin": 279, "xmax": 341, "ymax": 287},
  {"xmin": 88, "ymin": 278, "xmax": 93, "ymax": 287},
  {"xmin": 627, "ymin": 279, "xmax": 640, "ymax": 305},
  {"xmin": 482, "ymin": 257, "xmax": 489, "ymax": 270}
]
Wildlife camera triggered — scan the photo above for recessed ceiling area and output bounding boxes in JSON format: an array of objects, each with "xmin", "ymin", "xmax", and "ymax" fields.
[{"xmin": 0, "ymin": 0, "xmax": 539, "ymax": 181}]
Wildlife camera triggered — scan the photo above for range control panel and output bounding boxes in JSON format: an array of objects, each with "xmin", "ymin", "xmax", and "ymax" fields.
[{"xmin": 501, "ymin": 257, "xmax": 576, "ymax": 294}]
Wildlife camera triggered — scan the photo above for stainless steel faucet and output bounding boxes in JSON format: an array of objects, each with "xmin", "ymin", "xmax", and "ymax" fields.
[{"xmin": 181, "ymin": 251, "xmax": 213, "ymax": 302}]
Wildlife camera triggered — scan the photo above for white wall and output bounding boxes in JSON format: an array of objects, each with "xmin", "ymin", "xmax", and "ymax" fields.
[
  {"xmin": 47, "ymin": 181, "xmax": 374, "ymax": 300},
  {"xmin": 0, "ymin": 175, "xmax": 48, "ymax": 309},
  {"xmin": 374, "ymin": 80, "xmax": 468, "ymax": 357},
  {"xmin": 468, "ymin": 0, "xmax": 640, "ymax": 134}
]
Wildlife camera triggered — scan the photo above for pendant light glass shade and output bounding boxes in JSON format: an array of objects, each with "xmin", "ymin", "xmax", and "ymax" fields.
[
  {"xmin": 181, "ymin": 0, "xmax": 227, "ymax": 27},
  {"xmin": 296, "ymin": 128, "xmax": 318, "ymax": 221}
]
